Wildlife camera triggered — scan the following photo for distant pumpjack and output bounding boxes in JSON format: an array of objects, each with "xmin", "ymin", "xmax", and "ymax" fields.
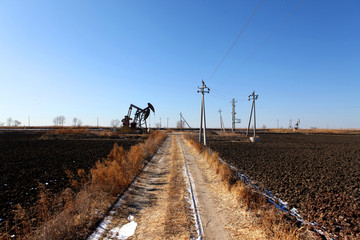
[
  {"xmin": 122, "ymin": 103, "xmax": 155, "ymax": 131},
  {"xmin": 294, "ymin": 118, "xmax": 300, "ymax": 130}
]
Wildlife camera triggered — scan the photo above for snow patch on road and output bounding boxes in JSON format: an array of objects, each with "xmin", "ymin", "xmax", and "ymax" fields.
[{"xmin": 106, "ymin": 215, "xmax": 137, "ymax": 240}]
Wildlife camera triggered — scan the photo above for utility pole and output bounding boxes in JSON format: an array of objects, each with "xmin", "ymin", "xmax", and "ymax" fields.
[
  {"xmin": 231, "ymin": 99, "xmax": 241, "ymax": 131},
  {"xmin": 97, "ymin": 117, "xmax": 99, "ymax": 127},
  {"xmin": 179, "ymin": 113, "xmax": 183, "ymax": 130},
  {"xmin": 277, "ymin": 119, "xmax": 279, "ymax": 129},
  {"xmin": 246, "ymin": 91, "xmax": 259, "ymax": 142},
  {"xmin": 198, "ymin": 80, "xmax": 210, "ymax": 146},
  {"xmin": 231, "ymin": 98, "xmax": 237, "ymax": 131},
  {"xmin": 180, "ymin": 112, "xmax": 191, "ymax": 129},
  {"xmin": 160, "ymin": 117, "xmax": 162, "ymax": 129},
  {"xmin": 218, "ymin": 109, "xmax": 225, "ymax": 132},
  {"xmin": 167, "ymin": 117, "xmax": 169, "ymax": 129},
  {"xmin": 28, "ymin": 116, "xmax": 30, "ymax": 127}
]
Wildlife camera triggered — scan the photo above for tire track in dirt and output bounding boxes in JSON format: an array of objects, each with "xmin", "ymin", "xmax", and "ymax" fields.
[{"xmin": 178, "ymin": 135, "xmax": 231, "ymax": 240}]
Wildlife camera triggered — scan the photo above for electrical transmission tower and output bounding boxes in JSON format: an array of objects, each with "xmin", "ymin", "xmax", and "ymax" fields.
[
  {"xmin": 198, "ymin": 80, "xmax": 210, "ymax": 146},
  {"xmin": 246, "ymin": 91, "xmax": 259, "ymax": 141},
  {"xmin": 218, "ymin": 109, "xmax": 225, "ymax": 132}
]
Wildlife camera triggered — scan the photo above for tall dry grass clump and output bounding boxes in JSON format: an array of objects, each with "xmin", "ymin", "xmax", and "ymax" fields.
[
  {"xmin": 188, "ymin": 140, "xmax": 234, "ymax": 187},
  {"xmin": 4, "ymin": 131, "xmax": 167, "ymax": 240},
  {"xmin": 185, "ymin": 136, "xmax": 303, "ymax": 240},
  {"xmin": 53, "ymin": 127, "xmax": 89, "ymax": 135}
]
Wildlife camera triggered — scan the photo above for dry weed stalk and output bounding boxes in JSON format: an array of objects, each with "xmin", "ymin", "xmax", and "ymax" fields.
[{"xmin": 12, "ymin": 204, "xmax": 32, "ymax": 238}]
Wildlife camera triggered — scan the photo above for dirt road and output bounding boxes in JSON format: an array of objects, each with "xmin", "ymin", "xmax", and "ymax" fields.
[{"xmin": 89, "ymin": 133, "xmax": 266, "ymax": 240}]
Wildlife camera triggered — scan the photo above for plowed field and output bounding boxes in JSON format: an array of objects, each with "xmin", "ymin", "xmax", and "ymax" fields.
[
  {"xmin": 0, "ymin": 132, "xmax": 141, "ymax": 232},
  {"xmin": 208, "ymin": 133, "xmax": 360, "ymax": 239}
]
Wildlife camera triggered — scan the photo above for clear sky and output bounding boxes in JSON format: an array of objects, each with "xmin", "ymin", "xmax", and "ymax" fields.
[{"xmin": 0, "ymin": 0, "xmax": 359, "ymax": 129}]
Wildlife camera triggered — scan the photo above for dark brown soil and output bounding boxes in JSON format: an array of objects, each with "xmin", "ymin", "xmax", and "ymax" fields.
[
  {"xmin": 0, "ymin": 132, "xmax": 141, "ymax": 232},
  {"xmin": 208, "ymin": 133, "xmax": 360, "ymax": 239}
]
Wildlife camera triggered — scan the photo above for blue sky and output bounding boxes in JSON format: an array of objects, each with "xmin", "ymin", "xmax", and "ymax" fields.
[{"xmin": 0, "ymin": 0, "xmax": 359, "ymax": 128}]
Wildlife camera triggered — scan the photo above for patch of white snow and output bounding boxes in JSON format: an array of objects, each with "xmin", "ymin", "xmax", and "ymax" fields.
[{"xmin": 108, "ymin": 215, "xmax": 137, "ymax": 239}]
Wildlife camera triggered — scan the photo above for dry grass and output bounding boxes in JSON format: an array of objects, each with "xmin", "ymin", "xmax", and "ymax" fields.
[
  {"xmin": 184, "ymin": 136, "xmax": 203, "ymax": 153},
  {"xmin": 44, "ymin": 127, "xmax": 124, "ymax": 138},
  {"xmin": 96, "ymin": 129, "xmax": 113, "ymax": 137},
  {"xmin": 214, "ymin": 131, "xmax": 240, "ymax": 137},
  {"xmin": 52, "ymin": 127, "xmax": 89, "ymax": 135},
  {"xmin": 3, "ymin": 131, "xmax": 167, "ymax": 239},
  {"xmin": 185, "ymin": 136, "xmax": 307, "ymax": 240},
  {"xmin": 164, "ymin": 136, "xmax": 191, "ymax": 239},
  {"xmin": 12, "ymin": 205, "xmax": 32, "ymax": 238}
]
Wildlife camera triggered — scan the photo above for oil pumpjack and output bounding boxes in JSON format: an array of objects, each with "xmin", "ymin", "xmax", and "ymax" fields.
[
  {"xmin": 122, "ymin": 103, "xmax": 155, "ymax": 132},
  {"xmin": 294, "ymin": 118, "xmax": 300, "ymax": 130}
]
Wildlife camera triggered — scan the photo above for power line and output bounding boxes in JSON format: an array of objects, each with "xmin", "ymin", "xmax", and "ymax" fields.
[
  {"xmin": 212, "ymin": 88, "xmax": 241, "ymax": 97},
  {"xmin": 209, "ymin": 92, "xmax": 231, "ymax": 102},
  {"xmin": 210, "ymin": 88, "xmax": 248, "ymax": 101},
  {"xmin": 226, "ymin": 0, "xmax": 306, "ymax": 80},
  {"xmin": 207, "ymin": 0, "xmax": 265, "ymax": 81}
]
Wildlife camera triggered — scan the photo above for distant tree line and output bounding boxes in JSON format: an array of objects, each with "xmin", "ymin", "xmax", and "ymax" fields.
[
  {"xmin": 110, "ymin": 119, "xmax": 121, "ymax": 128},
  {"xmin": 53, "ymin": 116, "xmax": 66, "ymax": 126},
  {"xmin": 53, "ymin": 116, "xmax": 84, "ymax": 127},
  {"xmin": 72, "ymin": 117, "xmax": 83, "ymax": 127},
  {"xmin": 1, "ymin": 117, "xmax": 22, "ymax": 127}
]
